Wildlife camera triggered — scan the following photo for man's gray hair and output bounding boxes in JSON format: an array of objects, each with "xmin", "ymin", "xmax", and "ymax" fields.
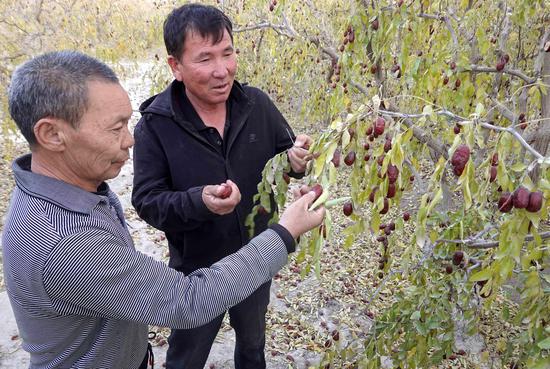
[{"xmin": 8, "ymin": 50, "xmax": 119, "ymax": 146}]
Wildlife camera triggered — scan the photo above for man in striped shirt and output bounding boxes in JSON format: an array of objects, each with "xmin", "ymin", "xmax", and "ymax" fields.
[{"xmin": 2, "ymin": 51, "xmax": 325, "ymax": 369}]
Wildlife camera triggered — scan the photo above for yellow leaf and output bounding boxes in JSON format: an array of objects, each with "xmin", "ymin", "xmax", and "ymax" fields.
[{"xmin": 341, "ymin": 129, "xmax": 351, "ymax": 149}]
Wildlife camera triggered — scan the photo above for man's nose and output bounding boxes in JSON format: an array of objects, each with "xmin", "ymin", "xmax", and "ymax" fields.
[
  {"xmin": 212, "ymin": 59, "xmax": 229, "ymax": 78},
  {"xmin": 122, "ymin": 126, "xmax": 135, "ymax": 149}
]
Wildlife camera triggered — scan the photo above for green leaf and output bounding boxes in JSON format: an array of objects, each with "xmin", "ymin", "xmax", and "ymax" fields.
[
  {"xmin": 530, "ymin": 358, "xmax": 550, "ymax": 369},
  {"xmin": 470, "ymin": 268, "xmax": 492, "ymax": 282},
  {"xmin": 499, "ymin": 257, "xmax": 514, "ymax": 279},
  {"xmin": 422, "ymin": 104, "xmax": 433, "ymax": 116},
  {"xmin": 427, "ymin": 187, "xmax": 442, "ymax": 213},
  {"xmin": 403, "ymin": 127, "xmax": 414, "ymax": 142},
  {"xmin": 474, "ymin": 103, "xmax": 484, "ymax": 117},
  {"xmin": 342, "ymin": 128, "xmax": 351, "ymax": 148},
  {"xmin": 536, "ymin": 337, "xmax": 550, "ymax": 349},
  {"xmin": 510, "ymin": 162, "xmax": 527, "ymax": 172}
]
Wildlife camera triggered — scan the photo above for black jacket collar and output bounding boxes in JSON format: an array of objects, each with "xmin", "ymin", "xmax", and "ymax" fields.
[
  {"xmin": 139, "ymin": 79, "xmax": 251, "ymax": 119},
  {"xmin": 139, "ymin": 80, "xmax": 254, "ymax": 154}
]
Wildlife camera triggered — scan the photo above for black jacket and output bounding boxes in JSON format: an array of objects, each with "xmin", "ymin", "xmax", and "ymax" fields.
[{"xmin": 131, "ymin": 80, "xmax": 296, "ymax": 273}]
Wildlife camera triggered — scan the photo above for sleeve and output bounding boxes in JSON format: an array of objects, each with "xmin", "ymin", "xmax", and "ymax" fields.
[
  {"xmin": 265, "ymin": 95, "xmax": 295, "ymax": 155},
  {"xmin": 43, "ymin": 228, "xmax": 291, "ymax": 330},
  {"xmin": 131, "ymin": 117, "xmax": 214, "ymax": 232},
  {"xmin": 262, "ymin": 92, "xmax": 305, "ymax": 179}
]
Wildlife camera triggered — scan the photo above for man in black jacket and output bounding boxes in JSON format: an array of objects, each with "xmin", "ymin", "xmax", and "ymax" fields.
[{"xmin": 132, "ymin": 4, "xmax": 314, "ymax": 369}]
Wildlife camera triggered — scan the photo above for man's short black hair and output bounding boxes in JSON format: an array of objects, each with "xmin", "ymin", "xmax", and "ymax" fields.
[{"xmin": 163, "ymin": 3, "xmax": 233, "ymax": 60}]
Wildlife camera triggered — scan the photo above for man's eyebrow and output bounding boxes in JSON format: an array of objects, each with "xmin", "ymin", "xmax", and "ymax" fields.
[
  {"xmin": 195, "ymin": 51, "xmax": 212, "ymax": 59},
  {"xmin": 111, "ymin": 114, "xmax": 131, "ymax": 124}
]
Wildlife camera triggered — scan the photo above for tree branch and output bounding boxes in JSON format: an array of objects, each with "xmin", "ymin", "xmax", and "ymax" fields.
[
  {"xmin": 234, "ymin": 22, "xmax": 291, "ymax": 36},
  {"xmin": 234, "ymin": 20, "xmax": 339, "ymax": 74},
  {"xmin": 533, "ymin": 26, "xmax": 550, "ymax": 76},
  {"xmin": 376, "ymin": 107, "xmax": 546, "ymax": 161},
  {"xmin": 465, "ymin": 231, "xmax": 550, "ymax": 250},
  {"xmin": 465, "ymin": 65, "xmax": 536, "ymax": 84},
  {"xmin": 489, "ymin": 97, "xmax": 515, "ymax": 123},
  {"xmin": 418, "ymin": 12, "xmax": 459, "ymax": 54},
  {"xmin": 439, "ymin": 231, "xmax": 550, "ymax": 250}
]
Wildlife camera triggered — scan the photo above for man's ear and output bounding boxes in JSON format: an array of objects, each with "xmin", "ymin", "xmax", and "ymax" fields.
[
  {"xmin": 33, "ymin": 118, "xmax": 68, "ymax": 152},
  {"xmin": 167, "ymin": 56, "xmax": 184, "ymax": 81}
]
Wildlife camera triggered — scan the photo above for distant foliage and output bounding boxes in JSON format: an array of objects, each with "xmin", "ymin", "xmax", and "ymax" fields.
[{"xmin": 0, "ymin": 0, "xmax": 165, "ymax": 138}]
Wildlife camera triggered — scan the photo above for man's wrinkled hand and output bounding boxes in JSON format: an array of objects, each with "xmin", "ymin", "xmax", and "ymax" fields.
[
  {"xmin": 202, "ymin": 180, "xmax": 241, "ymax": 215},
  {"xmin": 279, "ymin": 190, "xmax": 325, "ymax": 239}
]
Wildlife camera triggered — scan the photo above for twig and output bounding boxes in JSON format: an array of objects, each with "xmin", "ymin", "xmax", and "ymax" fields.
[
  {"xmin": 234, "ymin": 21, "xmax": 339, "ymax": 67},
  {"xmin": 366, "ymin": 239, "xmax": 436, "ymax": 306},
  {"xmin": 234, "ymin": 22, "xmax": 291, "ymax": 36},
  {"xmin": 376, "ymin": 108, "xmax": 546, "ymax": 161},
  {"xmin": 440, "ymin": 231, "xmax": 550, "ymax": 250}
]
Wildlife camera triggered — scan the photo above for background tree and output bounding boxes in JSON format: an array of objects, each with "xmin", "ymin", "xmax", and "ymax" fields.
[
  {"xmin": 0, "ymin": 0, "xmax": 163, "ymax": 144},
  {"xmin": 224, "ymin": 1, "xmax": 550, "ymax": 368}
]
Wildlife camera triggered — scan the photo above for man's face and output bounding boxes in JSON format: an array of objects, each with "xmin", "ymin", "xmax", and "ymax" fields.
[
  {"xmin": 62, "ymin": 80, "xmax": 134, "ymax": 191},
  {"xmin": 172, "ymin": 29, "xmax": 237, "ymax": 107}
]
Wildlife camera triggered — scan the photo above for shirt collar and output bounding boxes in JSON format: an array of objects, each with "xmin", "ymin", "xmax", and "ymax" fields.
[
  {"xmin": 12, "ymin": 154, "xmax": 109, "ymax": 214},
  {"xmin": 171, "ymin": 80, "xmax": 245, "ymax": 131}
]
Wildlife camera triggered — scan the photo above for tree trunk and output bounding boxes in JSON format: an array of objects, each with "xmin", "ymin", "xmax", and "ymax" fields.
[{"xmin": 531, "ymin": 49, "xmax": 550, "ymax": 182}]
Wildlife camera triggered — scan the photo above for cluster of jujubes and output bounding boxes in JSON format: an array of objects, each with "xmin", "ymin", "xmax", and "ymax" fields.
[
  {"xmin": 498, "ymin": 187, "xmax": 543, "ymax": 213},
  {"xmin": 376, "ymin": 220, "xmax": 396, "ymax": 276},
  {"xmin": 338, "ymin": 24, "xmax": 355, "ymax": 53},
  {"xmin": 268, "ymin": 0, "xmax": 277, "ymax": 12},
  {"xmin": 442, "ymin": 60, "xmax": 461, "ymax": 90},
  {"xmin": 330, "ymin": 63, "xmax": 344, "ymax": 91}
]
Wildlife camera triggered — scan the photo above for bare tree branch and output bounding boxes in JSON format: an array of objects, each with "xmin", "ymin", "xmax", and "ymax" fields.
[
  {"xmin": 418, "ymin": 12, "xmax": 459, "ymax": 53},
  {"xmin": 534, "ymin": 27, "xmax": 550, "ymax": 76},
  {"xmin": 234, "ymin": 22, "xmax": 291, "ymax": 36},
  {"xmin": 466, "ymin": 65, "xmax": 536, "ymax": 84},
  {"xmin": 531, "ymin": 30, "xmax": 550, "ymax": 181},
  {"xmin": 490, "ymin": 97, "xmax": 515, "ymax": 123},
  {"xmin": 384, "ymin": 104, "xmax": 449, "ymax": 159},
  {"xmin": 462, "ymin": 231, "xmax": 550, "ymax": 250},
  {"xmin": 377, "ymin": 108, "xmax": 546, "ymax": 160},
  {"xmin": 234, "ymin": 20, "xmax": 339, "ymax": 75}
]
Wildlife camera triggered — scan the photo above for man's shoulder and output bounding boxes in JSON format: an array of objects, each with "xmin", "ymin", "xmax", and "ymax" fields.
[
  {"xmin": 3, "ymin": 189, "xmax": 63, "ymax": 253},
  {"xmin": 138, "ymin": 82, "xmax": 175, "ymax": 120},
  {"xmin": 236, "ymin": 83, "xmax": 277, "ymax": 110},
  {"xmin": 239, "ymin": 82, "xmax": 268, "ymax": 99}
]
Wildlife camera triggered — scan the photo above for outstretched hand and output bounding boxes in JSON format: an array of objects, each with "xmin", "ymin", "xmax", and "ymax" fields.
[{"xmin": 279, "ymin": 186, "xmax": 326, "ymax": 239}]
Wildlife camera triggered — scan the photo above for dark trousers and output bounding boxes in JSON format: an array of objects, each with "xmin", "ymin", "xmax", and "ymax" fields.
[
  {"xmin": 139, "ymin": 343, "xmax": 154, "ymax": 369},
  {"xmin": 166, "ymin": 280, "xmax": 271, "ymax": 369}
]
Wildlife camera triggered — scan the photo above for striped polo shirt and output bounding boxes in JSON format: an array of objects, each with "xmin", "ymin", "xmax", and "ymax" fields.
[{"xmin": 2, "ymin": 154, "xmax": 292, "ymax": 369}]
